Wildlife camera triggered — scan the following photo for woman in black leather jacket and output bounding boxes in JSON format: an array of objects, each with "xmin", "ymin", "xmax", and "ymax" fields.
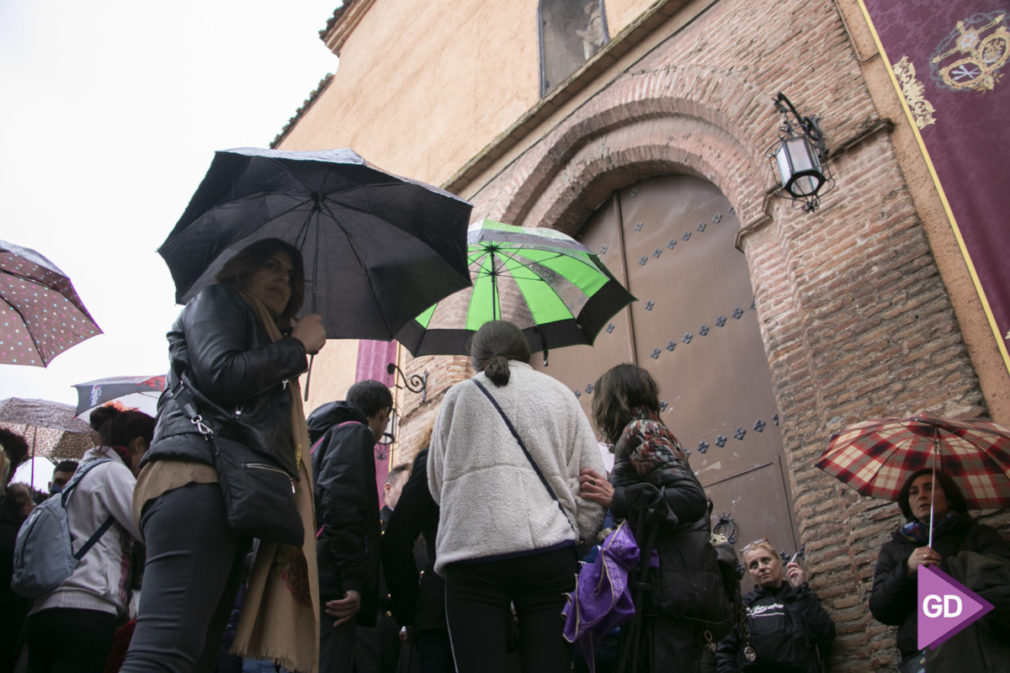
[
  {"xmin": 121, "ymin": 238, "xmax": 326, "ymax": 673},
  {"xmin": 580, "ymin": 364, "xmax": 730, "ymax": 673}
]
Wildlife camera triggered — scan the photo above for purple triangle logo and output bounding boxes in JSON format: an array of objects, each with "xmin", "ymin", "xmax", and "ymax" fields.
[{"xmin": 917, "ymin": 564, "xmax": 994, "ymax": 651}]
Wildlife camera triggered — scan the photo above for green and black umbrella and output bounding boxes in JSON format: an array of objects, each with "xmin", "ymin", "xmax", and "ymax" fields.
[{"xmin": 394, "ymin": 219, "xmax": 635, "ymax": 359}]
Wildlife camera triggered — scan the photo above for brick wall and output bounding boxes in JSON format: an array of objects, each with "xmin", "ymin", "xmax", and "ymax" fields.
[{"xmin": 394, "ymin": 1, "xmax": 1009, "ymax": 670}]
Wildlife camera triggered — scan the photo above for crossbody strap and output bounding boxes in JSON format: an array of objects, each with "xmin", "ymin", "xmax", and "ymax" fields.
[
  {"xmin": 61, "ymin": 459, "xmax": 116, "ymax": 560},
  {"xmin": 472, "ymin": 378, "xmax": 575, "ymax": 534}
]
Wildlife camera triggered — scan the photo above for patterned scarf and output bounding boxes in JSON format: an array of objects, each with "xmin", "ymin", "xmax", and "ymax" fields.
[
  {"xmin": 900, "ymin": 510, "xmax": 961, "ymax": 544},
  {"xmin": 231, "ymin": 291, "xmax": 320, "ymax": 673},
  {"xmin": 615, "ymin": 407, "xmax": 690, "ymax": 477}
]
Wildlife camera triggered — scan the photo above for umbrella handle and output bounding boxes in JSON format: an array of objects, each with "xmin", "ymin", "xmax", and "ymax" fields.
[{"xmin": 304, "ymin": 354, "xmax": 314, "ymax": 402}]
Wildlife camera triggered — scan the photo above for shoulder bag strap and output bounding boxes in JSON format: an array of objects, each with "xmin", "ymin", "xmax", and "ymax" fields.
[
  {"xmin": 472, "ymin": 378, "xmax": 574, "ymax": 533},
  {"xmin": 61, "ymin": 459, "xmax": 117, "ymax": 560}
]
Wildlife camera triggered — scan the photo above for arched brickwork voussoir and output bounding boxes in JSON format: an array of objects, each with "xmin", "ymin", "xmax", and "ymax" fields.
[
  {"xmin": 508, "ymin": 114, "xmax": 770, "ymax": 237},
  {"xmin": 498, "ymin": 65, "xmax": 779, "ymax": 233}
]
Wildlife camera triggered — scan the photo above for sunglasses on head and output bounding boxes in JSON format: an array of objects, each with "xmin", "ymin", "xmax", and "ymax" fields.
[{"xmin": 741, "ymin": 538, "xmax": 770, "ymax": 553}]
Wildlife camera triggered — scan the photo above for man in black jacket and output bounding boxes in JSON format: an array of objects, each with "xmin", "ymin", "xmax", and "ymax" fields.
[{"xmin": 308, "ymin": 380, "xmax": 393, "ymax": 672}]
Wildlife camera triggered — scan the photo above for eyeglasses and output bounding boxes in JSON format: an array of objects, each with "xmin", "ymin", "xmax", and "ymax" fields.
[{"xmin": 741, "ymin": 538, "xmax": 770, "ymax": 553}]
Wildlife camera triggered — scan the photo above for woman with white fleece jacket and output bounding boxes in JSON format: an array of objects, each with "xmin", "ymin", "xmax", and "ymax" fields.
[
  {"xmin": 427, "ymin": 320, "xmax": 606, "ymax": 673},
  {"xmin": 24, "ymin": 409, "xmax": 152, "ymax": 673}
]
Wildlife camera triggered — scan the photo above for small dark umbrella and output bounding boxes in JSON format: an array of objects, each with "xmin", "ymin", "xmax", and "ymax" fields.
[
  {"xmin": 158, "ymin": 147, "xmax": 473, "ymax": 340},
  {"xmin": 0, "ymin": 240, "xmax": 102, "ymax": 366},
  {"xmin": 73, "ymin": 374, "xmax": 166, "ymax": 419}
]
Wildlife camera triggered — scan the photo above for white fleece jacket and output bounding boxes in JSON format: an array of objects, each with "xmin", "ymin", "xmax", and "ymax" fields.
[
  {"xmin": 427, "ymin": 362, "xmax": 606, "ymax": 574},
  {"xmin": 29, "ymin": 446, "xmax": 142, "ymax": 617}
]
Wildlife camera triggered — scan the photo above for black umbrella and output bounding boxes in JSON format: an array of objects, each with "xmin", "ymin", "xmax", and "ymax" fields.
[
  {"xmin": 158, "ymin": 147, "xmax": 473, "ymax": 340},
  {"xmin": 73, "ymin": 374, "xmax": 166, "ymax": 419}
]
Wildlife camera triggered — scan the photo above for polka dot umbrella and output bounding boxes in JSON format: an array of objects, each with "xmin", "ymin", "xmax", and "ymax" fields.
[{"xmin": 0, "ymin": 240, "xmax": 102, "ymax": 366}]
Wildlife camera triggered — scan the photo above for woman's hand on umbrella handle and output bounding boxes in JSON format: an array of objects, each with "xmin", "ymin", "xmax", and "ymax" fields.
[
  {"xmin": 293, "ymin": 314, "xmax": 326, "ymax": 355},
  {"xmin": 907, "ymin": 546, "xmax": 942, "ymax": 575},
  {"xmin": 579, "ymin": 468, "xmax": 613, "ymax": 508}
]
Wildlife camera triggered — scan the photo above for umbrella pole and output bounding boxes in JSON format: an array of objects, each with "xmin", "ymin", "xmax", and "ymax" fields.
[
  {"xmin": 928, "ymin": 432, "xmax": 939, "ymax": 549},
  {"xmin": 31, "ymin": 426, "xmax": 37, "ymax": 486}
]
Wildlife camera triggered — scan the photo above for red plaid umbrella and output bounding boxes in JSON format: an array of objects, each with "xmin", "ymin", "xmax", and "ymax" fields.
[{"xmin": 816, "ymin": 411, "xmax": 1010, "ymax": 512}]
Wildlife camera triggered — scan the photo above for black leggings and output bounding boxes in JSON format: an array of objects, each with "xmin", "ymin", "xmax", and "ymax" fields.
[
  {"xmin": 443, "ymin": 546, "xmax": 577, "ymax": 673},
  {"xmin": 25, "ymin": 607, "xmax": 118, "ymax": 673},
  {"xmin": 120, "ymin": 483, "xmax": 249, "ymax": 673}
]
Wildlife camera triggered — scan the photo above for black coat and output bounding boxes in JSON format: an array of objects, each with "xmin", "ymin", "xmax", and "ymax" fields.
[
  {"xmin": 715, "ymin": 581, "xmax": 835, "ymax": 673},
  {"xmin": 1, "ymin": 495, "xmax": 30, "ymax": 672},
  {"xmin": 869, "ymin": 511, "xmax": 1010, "ymax": 662},
  {"xmin": 381, "ymin": 449, "xmax": 447, "ymax": 635},
  {"xmin": 145, "ymin": 283, "xmax": 308, "ymax": 477},
  {"xmin": 308, "ymin": 401, "xmax": 381, "ymax": 626},
  {"xmin": 609, "ymin": 416, "xmax": 728, "ymax": 672}
]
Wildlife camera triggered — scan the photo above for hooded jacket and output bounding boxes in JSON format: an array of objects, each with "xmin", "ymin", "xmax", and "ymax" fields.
[
  {"xmin": 869, "ymin": 511, "xmax": 1010, "ymax": 662},
  {"xmin": 29, "ymin": 446, "xmax": 142, "ymax": 618},
  {"xmin": 715, "ymin": 580, "xmax": 835, "ymax": 673},
  {"xmin": 144, "ymin": 283, "xmax": 308, "ymax": 477},
  {"xmin": 308, "ymin": 401, "xmax": 381, "ymax": 626}
]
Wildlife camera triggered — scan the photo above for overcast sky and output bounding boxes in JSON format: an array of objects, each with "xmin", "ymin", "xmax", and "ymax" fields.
[{"xmin": 0, "ymin": 0, "xmax": 341, "ymax": 408}]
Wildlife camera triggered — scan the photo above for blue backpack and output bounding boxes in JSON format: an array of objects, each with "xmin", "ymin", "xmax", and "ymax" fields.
[{"xmin": 10, "ymin": 458, "xmax": 114, "ymax": 597}]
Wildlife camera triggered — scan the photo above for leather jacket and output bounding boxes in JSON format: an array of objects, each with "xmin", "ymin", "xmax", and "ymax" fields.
[{"xmin": 145, "ymin": 283, "xmax": 308, "ymax": 477}]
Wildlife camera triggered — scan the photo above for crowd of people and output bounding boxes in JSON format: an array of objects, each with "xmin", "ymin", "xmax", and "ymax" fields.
[{"xmin": 2, "ymin": 238, "xmax": 1008, "ymax": 673}]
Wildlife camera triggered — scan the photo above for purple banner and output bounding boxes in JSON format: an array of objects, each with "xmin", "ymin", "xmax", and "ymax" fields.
[
  {"xmin": 862, "ymin": 1, "xmax": 1010, "ymax": 371},
  {"xmin": 355, "ymin": 339, "xmax": 398, "ymax": 496}
]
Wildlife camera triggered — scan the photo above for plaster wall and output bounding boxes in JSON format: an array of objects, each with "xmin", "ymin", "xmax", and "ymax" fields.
[{"xmin": 279, "ymin": 0, "xmax": 660, "ymax": 185}]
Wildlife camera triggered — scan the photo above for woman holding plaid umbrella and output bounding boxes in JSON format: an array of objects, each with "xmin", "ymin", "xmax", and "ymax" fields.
[{"xmin": 869, "ymin": 468, "xmax": 1010, "ymax": 672}]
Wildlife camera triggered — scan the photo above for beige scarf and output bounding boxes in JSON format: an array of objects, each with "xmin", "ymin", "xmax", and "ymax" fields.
[{"xmin": 231, "ymin": 292, "xmax": 320, "ymax": 673}]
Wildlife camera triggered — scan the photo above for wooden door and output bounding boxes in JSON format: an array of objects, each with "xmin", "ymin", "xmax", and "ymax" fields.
[{"xmin": 536, "ymin": 174, "xmax": 799, "ymax": 560}]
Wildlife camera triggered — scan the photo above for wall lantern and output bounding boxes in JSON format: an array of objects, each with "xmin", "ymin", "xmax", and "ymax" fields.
[{"xmin": 767, "ymin": 92, "xmax": 834, "ymax": 212}]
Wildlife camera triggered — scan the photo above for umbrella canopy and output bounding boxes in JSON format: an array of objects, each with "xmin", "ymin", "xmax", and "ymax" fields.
[
  {"xmin": 0, "ymin": 397, "xmax": 95, "ymax": 460},
  {"xmin": 158, "ymin": 147, "xmax": 473, "ymax": 340},
  {"xmin": 395, "ymin": 219, "xmax": 636, "ymax": 358},
  {"xmin": 73, "ymin": 374, "xmax": 166, "ymax": 419},
  {"xmin": 815, "ymin": 411, "xmax": 1010, "ymax": 510},
  {"xmin": 0, "ymin": 240, "xmax": 102, "ymax": 366}
]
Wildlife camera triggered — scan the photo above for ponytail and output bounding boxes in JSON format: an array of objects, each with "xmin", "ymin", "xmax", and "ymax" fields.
[{"xmin": 470, "ymin": 321, "xmax": 531, "ymax": 387}]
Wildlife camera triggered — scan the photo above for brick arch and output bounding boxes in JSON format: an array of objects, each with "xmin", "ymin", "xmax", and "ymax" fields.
[
  {"xmin": 508, "ymin": 114, "xmax": 770, "ymax": 237},
  {"xmin": 491, "ymin": 64, "xmax": 780, "ymax": 231}
]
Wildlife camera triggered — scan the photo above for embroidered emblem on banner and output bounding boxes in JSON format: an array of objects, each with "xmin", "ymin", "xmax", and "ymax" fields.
[
  {"xmin": 893, "ymin": 56, "xmax": 936, "ymax": 128},
  {"xmin": 931, "ymin": 12, "xmax": 1010, "ymax": 92}
]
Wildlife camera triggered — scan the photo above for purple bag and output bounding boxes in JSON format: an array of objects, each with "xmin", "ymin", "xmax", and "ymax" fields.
[{"xmin": 562, "ymin": 521, "xmax": 641, "ymax": 673}]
